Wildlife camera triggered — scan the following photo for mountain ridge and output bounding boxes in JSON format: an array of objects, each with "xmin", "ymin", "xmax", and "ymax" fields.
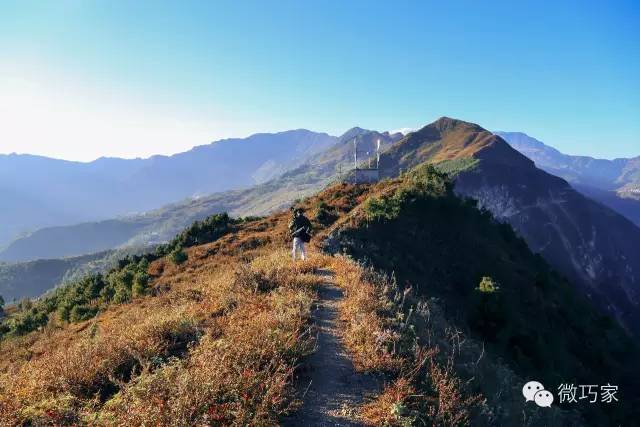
[
  {"xmin": 0, "ymin": 129, "xmax": 338, "ymax": 247},
  {"xmin": 3, "ymin": 118, "xmax": 640, "ymax": 339},
  {"xmin": 1, "ymin": 166, "xmax": 636, "ymax": 425},
  {"xmin": 497, "ymin": 132, "xmax": 640, "ymax": 189},
  {"xmin": 496, "ymin": 131, "xmax": 640, "ymax": 228},
  {"xmin": 382, "ymin": 122, "xmax": 640, "ymax": 335},
  {"xmin": 0, "ymin": 128, "xmax": 401, "ymax": 263}
]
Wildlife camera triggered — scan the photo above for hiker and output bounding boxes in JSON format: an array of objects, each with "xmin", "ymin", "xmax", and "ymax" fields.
[{"xmin": 289, "ymin": 207, "xmax": 312, "ymax": 260}]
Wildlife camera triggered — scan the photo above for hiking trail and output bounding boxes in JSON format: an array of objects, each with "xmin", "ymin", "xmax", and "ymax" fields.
[{"xmin": 283, "ymin": 269, "xmax": 381, "ymax": 426}]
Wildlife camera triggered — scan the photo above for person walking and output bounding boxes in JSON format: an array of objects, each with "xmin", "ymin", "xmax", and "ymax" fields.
[{"xmin": 289, "ymin": 207, "xmax": 312, "ymax": 261}]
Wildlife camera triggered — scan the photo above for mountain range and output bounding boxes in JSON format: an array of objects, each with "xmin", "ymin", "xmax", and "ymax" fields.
[
  {"xmin": 497, "ymin": 131, "xmax": 640, "ymax": 226},
  {"xmin": 1, "ymin": 150, "xmax": 637, "ymax": 426},
  {"xmin": 2, "ymin": 118, "xmax": 639, "ymax": 338},
  {"xmin": 0, "ymin": 129, "xmax": 401, "ymax": 263},
  {"xmin": 0, "ymin": 129, "xmax": 336, "ymax": 248}
]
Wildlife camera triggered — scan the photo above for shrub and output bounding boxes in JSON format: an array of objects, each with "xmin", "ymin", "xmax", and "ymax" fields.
[
  {"xmin": 132, "ymin": 272, "xmax": 150, "ymax": 297},
  {"xmin": 7, "ymin": 308, "xmax": 48, "ymax": 335},
  {"xmin": 476, "ymin": 276, "xmax": 499, "ymax": 293},
  {"xmin": 364, "ymin": 194, "xmax": 402, "ymax": 221},
  {"xmin": 69, "ymin": 305, "xmax": 98, "ymax": 322},
  {"xmin": 112, "ymin": 283, "xmax": 132, "ymax": 304},
  {"xmin": 315, "ymin": 201, "xmax": 339, "ymax": 226},
  {"xmin": 156, "ymin": 213, "xmax": 234, "ymax": 257},
  {"xmin": 170, "ymin": 247, "xmax": 188, "ymax": 265}
]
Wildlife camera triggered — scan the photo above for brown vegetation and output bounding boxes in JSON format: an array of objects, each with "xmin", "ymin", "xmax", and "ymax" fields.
[
  {"xmin": 0, "ymin": 227, "xmax": 327, "ymax": 425},
  {"xmin": 328, "ymin": 256, "xmax": 487, "ymax": 426}
]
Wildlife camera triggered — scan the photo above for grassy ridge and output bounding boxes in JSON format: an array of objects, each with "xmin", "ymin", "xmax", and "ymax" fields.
[
  {"xmin": 315, "ymin": 165, "xmax": 638, "ymax": 425},
  {"xmin": 1, "ymin": 164, "xmax": 637, "ymax": 425}
]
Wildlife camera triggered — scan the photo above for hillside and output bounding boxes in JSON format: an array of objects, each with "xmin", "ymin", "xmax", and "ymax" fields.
[
  {"xmin": 0, "ymin": 167, "xmax": 636, "ymax": 425},
  {"xmin": 0, "ymin": 130, "xmax": 399, "ymax": 264},
  {"xmin": 0, "ymin": 129, "xmax": 336, "ymax": 248},
  {"xmin": 0, "ymin": 248, "xmax": 152, "ymax": 303},
  {"xmin": 373, "ymin": 118, "xmax": 640, "ymax": 336},
  {"xmin": 4, "ymin": 119, "xmax": 640, "ymax": 342},
  {"xmin": 0, "ymin": 254, "xmax": 102, "ymax": 303},
  {"xmin": 497, "ymin": 131, "xmax": 640, "ymax": 226}
]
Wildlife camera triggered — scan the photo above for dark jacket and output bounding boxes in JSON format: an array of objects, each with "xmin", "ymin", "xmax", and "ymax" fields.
[{"xmin": 289, "ymin": 213, "xmax": 312, "ymax": 242}]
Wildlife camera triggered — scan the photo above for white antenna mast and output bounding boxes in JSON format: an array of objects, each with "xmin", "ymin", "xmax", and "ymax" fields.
[
  {"xmin": 353, "ymin": 138, "xmax": 358, "ymax": 169},
  {"xmin": 376, "ymin": 139, "xmax": 381, "ymax": 168},
  {"xmin": 353, "ymin": 138, "xmax": 358, "ymax": 184}
]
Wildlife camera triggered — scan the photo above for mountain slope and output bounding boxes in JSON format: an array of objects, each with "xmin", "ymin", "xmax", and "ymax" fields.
[
  {"xmin": 497, "ymin": 131, "xmax": 640, "ymax": 226},
  {"xmin": 0, "ymin": 253, "xmax": 108, "ymax": 303},
  {"xmin": 0, "ymin": 130, "xmax": 337, "ymax": 247},
  {"xmin": 320, "ymin": 167, "xmax": 638, "ymax": 425},
  {"xmin": 0, "ymin": 129, "xmax": 399, "ymax": 263},
  {"xmin": 1, "ymin": 169, "xmax": 636, "ymax": 425},
  {"xmin": 0, "ymin": 247, "xmax": 151, "ymax": 303},
  {"xmin": 377, "ymin": 118, "xmax": 640, "ymax": 336},
  {"xmin": 4, "ymin": 118, "xmax": 639, "ymax": 341}
]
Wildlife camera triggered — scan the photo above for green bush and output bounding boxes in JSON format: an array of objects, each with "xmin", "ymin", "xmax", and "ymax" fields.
[
  {"xmin": 132, "ymin": 271, "xmax": 150, "ymax": 297},
  {"xmin": 364, "ymin": 195, "xmax": 402, "ymax": 221},
  {"xmin": 170, "ymin": 247, "xmax": 188, "ymax": 265},
  {"xmin": 476, "ymin": 276, "xmax": 500, "ymax": 293},
  {"xmin": 315, "ymin": 201, "xmax": 339, "ymax": 226},
  {"xmin": 112, "ymin": 284, "xmax": 132, "ymax": 304},
  {"xmin": 156, "ymin": 213, "xmax": 234, "ymax": 257},
  {"xmin": 57, "ymin": 302, "xmax": 72, "ymax": 322},
  {"xmin": 7, "ymin": 308, "xmax": 48, "ymax": 335},
  {"xmin": 69, "ymin": 304, "xmax": 98, "ymax": 322},
  {"xmin": 365, "ymin": 165, "xmax": 451, "ymax": 222}
]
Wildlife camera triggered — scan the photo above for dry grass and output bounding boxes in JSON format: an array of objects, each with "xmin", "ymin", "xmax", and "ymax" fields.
[
  {"xmin": 330, "ymin": 256, "xmax": 404, "ymax": 373},
  {"xmin": 0, "ymin": 246, "xmax": 327, "ymax": 426},
  {"xmin": 361, "ymin": 347, "xmax": 485, "ymax": 427},
  {"xmin": 1, "ymin": 309, "xmax": 199, "ymax": 424},
  {"xmin": 0, "ymin": 177, "xmax": 566, "ymax": 426},
  {"xmin": 99, "ymin": 288, "xmax": 312, "ymax": 425},
  {"xmin": 328, "ymin": 255, "xmax": 487, "ymax": 426},
  {"xmin": 360, "ymin": 377, "xmax": 416, "ymax": 426}
]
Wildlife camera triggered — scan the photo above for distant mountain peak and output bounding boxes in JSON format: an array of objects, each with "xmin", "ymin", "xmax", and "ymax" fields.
[
  {"xmin": 429, "ymin": 116, "xmax": 486, "ymax": 133},
  {"xmin": 382, "ymin": 116, "xmax": 530, "ymax": 169},
  {"xmin": 339, "ymin": 127, "xmax": 371, "ymax": 142}
]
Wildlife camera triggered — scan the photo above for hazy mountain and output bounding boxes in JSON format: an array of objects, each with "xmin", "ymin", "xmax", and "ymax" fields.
[
  {"xmin": 377, "ymin": 118, "xmax": 640, "ymax": 335},
  {"xmin": 4, "ymin": 119, "xmax": 640, "ymax": 339},
  {"xmin": 0, "ymin": 253, "xmax": 106, "ymax": 302},
  {"xmin": 0, "ymin": 128, "xmax": 402, "ymax": 300},
  {"xmin": 0, "ymin": 128, "xmax": 399, "ymax": 264},
  {"xmin": 0, "ymin": 129, "xmax": 337, "ymax": 248},
  {"xmin": 496, "ymin": 131, "xmax": 640, "ymax": 226}
]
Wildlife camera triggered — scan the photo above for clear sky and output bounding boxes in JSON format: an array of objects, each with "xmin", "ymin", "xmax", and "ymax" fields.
[{"xmin": 0, "ymin": 0, "xmax": 638, "ymax": 161}]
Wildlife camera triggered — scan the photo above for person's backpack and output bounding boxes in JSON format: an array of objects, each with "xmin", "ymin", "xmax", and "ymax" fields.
[{"xmin": 301, "ymin": 227, "xmax": 311, "ymax": 243}]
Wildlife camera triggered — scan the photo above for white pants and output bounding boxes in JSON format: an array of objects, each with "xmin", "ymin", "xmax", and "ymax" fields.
[{"xmin": 292, "ymin": 237, "xmax": 306, "ymax": 260}]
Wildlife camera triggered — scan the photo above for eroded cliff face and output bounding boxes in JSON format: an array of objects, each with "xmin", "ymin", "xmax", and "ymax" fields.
[{"xmin": 454, "ymin": 161, "xmax": 640, "ymax": 335}]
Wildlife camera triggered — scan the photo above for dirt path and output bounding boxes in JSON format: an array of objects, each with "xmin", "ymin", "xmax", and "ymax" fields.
[{"xmin": 282, "ymin": 269, "xmax": 381, "ymax": 426}]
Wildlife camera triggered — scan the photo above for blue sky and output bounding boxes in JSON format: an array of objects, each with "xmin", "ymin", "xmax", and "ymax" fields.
[{"xmin": 0, "ymin": 0, "xmax": 638, "ymax": 161}]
